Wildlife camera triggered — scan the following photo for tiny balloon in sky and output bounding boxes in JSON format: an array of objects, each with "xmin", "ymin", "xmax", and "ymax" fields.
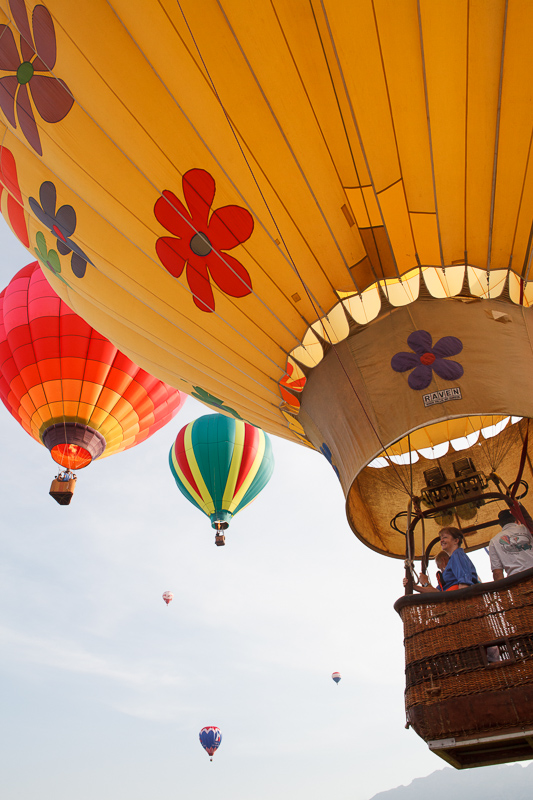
[{"xmin": 199, "ymin": 726, "xmax": 222, "ymax": 761}]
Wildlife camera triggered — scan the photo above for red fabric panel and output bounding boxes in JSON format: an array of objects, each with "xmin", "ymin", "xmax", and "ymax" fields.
[
  {"xmin": 27, "ymin": 294, "xmax": 61, "ymax": 320},
  {"xmin": 12, "ymin": 342, "xmax": 39, "ymax": 370},
  {"xmin": 174, "ymin": 427, "xmax": 201, "ymax": 497},
  {"xmin": 1, "ymin": 355, "xmax": 18, "ymax": 383},
  {"xmin": 110, "ymin": 352, "xmax": 138, "ymax": 377},
  {"xmin": 131, "ymin": 396, "xmax": 154, "ymax": 419},
  {"xmin": 58, "ymin": 309, "xmax": 92, "ymax": 338},
  {"xmin": 82, "ymin": 360, "xmax": 111, "ymax": 385},
  {"xmin": 134, "ymin": 370, "xmax": 158, "ymax": 392},
  {"xmin": 4, "ymin": 303, "xmax": 29, "ymax": 330},
  {"xmin": 29, "ymin": 315, "xmax": 59, "ymax": 341},
  {"xmin": 105, "ymin": 366, "xmax": 136, "ymax": 396},
  {"xmin": 60, "ymin": 334, "xmax": 92, "ymax": 358},
  {"xmin": 38, "ymin": 358, "xmax": 62, "ymax": 382},
  {"xmin": 7, "ymin": 323, "xmax": 32, "ymax": 348},
  {"xmin": 20, "ymin": 362, "xmax": 42, "ymax": 389},
  {"xmin": 9, "ymin": 375, "xmax": 25, "ymax": 401},
  {"xmin": 86, "ymin": 336, "xmax": 117, "ymax": 364},
  {"xmin": 234, "ymin": 424, "xmax": 260, "ymax": 495},
  {"xmin": 33, "ymin": 335, "xmax": 60, "ymax": 360},
  {"xmin": 122, "ymin": 380, "xmax": 148, "ymax": 406},
  {"xmin": 147, "ymin": 382, "xmax": 168, "ymax": 407},
  {"xmin": 59, "ymin": 357, "xmax": 87, "ymax": 380}
]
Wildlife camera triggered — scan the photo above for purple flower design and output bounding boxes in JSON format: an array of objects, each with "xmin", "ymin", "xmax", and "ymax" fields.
[
  {"xmin": 0, "ymin": 0, "xmax": 74, "ymax": 156},
  {"xmin": 391, "ymin": 330, "xmax": 463, "ymax": 390},
  {"xmin": 29, "ymin": 181, "xmax": 93, "ymax": 278}
]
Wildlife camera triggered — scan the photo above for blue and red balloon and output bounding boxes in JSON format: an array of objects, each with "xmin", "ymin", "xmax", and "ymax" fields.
[{"xmin": 199, "ymin": 726, "xmax": 222, "ymax": 761}]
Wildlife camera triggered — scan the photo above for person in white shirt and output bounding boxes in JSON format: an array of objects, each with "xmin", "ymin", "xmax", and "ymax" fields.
[{"xmin": 489, "ymin": 509, "xmax": 533, "ymax": 581}]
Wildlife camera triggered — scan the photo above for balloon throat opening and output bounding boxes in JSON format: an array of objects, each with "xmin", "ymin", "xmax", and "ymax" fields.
[
  {"xmin": 43, "ymin": 423, "xmax": 106, "ymax": 469},
  {"xmin": 210, "ymin": 511, "xmax": 232, "ymax": 530},
  {"xmin": 51, "ymin": 443, "xmax": 92, "ymax": 470}
]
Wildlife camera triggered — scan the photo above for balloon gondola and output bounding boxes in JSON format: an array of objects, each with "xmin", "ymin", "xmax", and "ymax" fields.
[
  {"xmin": 0, "ymin": 263, "xmax": 186, "ymax": 502},
  {"xmin": 2, "ymin": 0, "xmax": 533, "ymax": 767},
  {"xmin": 395, "ymin": 476, "xmax": 533, "ymax": 768},
  {"xmin": 169, "ymin": 414, "xmax": 274, "ymax": 546},
  {"xmin": 49, "ymin": 468, "xmax": 77, "ymax": 506}
]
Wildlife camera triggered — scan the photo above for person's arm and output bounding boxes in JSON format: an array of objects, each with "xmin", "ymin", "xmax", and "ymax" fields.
[
  {"xmin": 489, "ymin": 540, "xmax": 504, "ymax": 579},
  {"xmin": 403, "ymin": 576, "xmax": 439, "ymax": 593}
]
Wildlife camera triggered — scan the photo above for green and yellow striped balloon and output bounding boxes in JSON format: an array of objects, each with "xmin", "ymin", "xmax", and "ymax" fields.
[{"xmin": 169, "ymin": 414, "xmax": 274, "ymax": 533}]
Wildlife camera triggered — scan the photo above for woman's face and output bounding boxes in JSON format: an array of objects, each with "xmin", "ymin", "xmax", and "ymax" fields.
[{"xmin": 439, "ymin": 530, "xmax": 459, "ymax": 554}]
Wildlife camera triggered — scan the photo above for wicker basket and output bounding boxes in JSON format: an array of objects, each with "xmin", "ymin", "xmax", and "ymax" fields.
[
  {"xmin": 394, "ymin": 568, "xmax": 533, "ymax": 744},
  {"xmin": 49, "ymin": 478, "xmax": 76, "ymax": 505}
]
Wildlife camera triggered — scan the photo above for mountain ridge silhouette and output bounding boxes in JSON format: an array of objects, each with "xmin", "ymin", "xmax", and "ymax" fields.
[{"xmin": 369, "ymin": 760, "xmax": 533, "ymax": 800}]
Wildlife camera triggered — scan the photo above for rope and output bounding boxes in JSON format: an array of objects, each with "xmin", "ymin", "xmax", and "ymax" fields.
[{"xmin": 510, "ymin": 419, "xmax": 529, "ymax": 499}]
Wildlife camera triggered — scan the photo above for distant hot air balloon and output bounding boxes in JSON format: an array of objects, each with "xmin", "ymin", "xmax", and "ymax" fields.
[
  {"xmin": 199, "ymin": 726, "xmax": 221, "ymax": 762},
  {"xmin": 162, "ymin": 591, "xmax": 173, "ymax": 606},
  {"xmin": 169, "ymin": 414, "xmax": 274, "ymax": 546},
  {"xmin": 332, "ymin": 672, "xmax": 341, "ymax": 685},
  {"xmin": 0, "ymin": 263, "xmax": 186, "ymax": 503}
]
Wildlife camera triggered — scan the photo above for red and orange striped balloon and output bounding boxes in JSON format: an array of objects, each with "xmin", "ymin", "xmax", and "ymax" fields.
[{"xmin": 0, "ymin": 262, "xmax": 186, "ymax": 469}]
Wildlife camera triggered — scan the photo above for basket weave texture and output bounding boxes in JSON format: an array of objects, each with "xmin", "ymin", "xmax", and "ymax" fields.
[{"xmin": 395, "ymin": 568, "xmax": 533, "ymax": 740}]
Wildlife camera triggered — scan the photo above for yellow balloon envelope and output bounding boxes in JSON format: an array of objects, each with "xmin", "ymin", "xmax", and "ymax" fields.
[{"xmin": 1, "ymin": 0, "xmax": 533, "ymax": 554}]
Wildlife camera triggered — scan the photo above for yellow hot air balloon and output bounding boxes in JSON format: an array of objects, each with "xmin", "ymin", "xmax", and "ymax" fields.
[
  {"xmin": 0, "ymin": 0, "xmax": 530, "ymax": 551},
  {"xmin": 2, "ymin": 1, "xmax": 533, "ymax": 763}
]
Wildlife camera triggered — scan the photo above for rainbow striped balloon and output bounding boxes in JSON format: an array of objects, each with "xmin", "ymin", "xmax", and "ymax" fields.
[{"xmin": 169, "ymin": 414, "xmax": 274, "ymax": 531}]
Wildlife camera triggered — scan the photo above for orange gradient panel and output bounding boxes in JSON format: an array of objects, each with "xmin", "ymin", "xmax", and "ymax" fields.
[{"xmin": 51, "ymin": 443, "xmax": 92, "ymax": 469}]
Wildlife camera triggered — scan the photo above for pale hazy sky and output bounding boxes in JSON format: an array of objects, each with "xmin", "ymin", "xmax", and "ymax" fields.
[{"xmin": 0, "ymin": 216, "xmax": 509, "ymax": 799}]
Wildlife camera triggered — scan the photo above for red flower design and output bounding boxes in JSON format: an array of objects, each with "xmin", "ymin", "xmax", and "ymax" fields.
[
  {"xmin": 279, "ymin": 360, "xmax": 306, "ymax": 410},
  {"xmin": 0, "ymin": 145, "xmax": 28, "ymax": 245},
  {"xmin": 155, "ymin": 168, "xmax": 254, "ymax": 312},
  {"xmin": 0, "ymin": 0, "xmax": 74, "ymax": 156}
]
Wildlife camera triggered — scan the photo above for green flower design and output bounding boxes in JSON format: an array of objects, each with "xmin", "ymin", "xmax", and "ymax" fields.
[
  {"xmin": 192, "ymin": 386, "xmax": 243, "ymax": 420},
  {"xmin": 34, "ymin": 230, "xmax": 67, "ymax": 284}
]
